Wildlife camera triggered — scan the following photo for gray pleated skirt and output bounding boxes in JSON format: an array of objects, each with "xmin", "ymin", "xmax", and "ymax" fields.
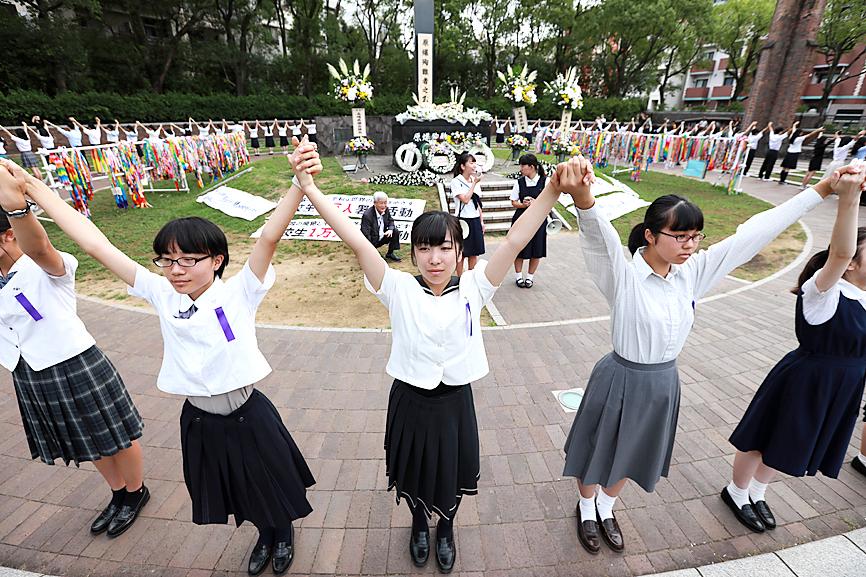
[{"xmin": 563, "ymin": 352, "xmax": 679, "ymax": 492}]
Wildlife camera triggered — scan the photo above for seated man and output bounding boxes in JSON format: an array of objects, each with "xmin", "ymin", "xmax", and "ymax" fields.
[{"xmin": 360, "ymin": 191, "xmax": 401, "ymax": 261}]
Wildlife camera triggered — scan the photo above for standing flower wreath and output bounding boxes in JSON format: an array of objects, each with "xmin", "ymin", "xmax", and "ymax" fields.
[
  {"xmin": 497, "ymin": 64, "xmax": 538, "ymax": 106},
  {"xmin": 506, "ymin": 134, "xmax": 530, "ymax": 161},
  {"xmin": 544, "ymin": 67, "xmax": 584, "ymax": 110},
  {"xmin": 423, "ymin": 141, "xmax": 457, "ymax": 174},
  {"xmin": 326, "ymin": 58, "xmax": 374, "ymax": 105},
  {"xmin": 551, "ymin": 135, "xmax": 579, "ymax": 160},
  {"xmin": 346, "ymin": 136, "xmax": 375, "ymax": 154}
]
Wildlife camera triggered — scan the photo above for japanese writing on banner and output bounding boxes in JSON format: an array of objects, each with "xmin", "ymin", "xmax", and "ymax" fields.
[
  {"xmin": 513, "ymin": 106, "xmax": 529, "ymax": 134},
  {"xmin": 295, "ymin": 195, "xmax": 425, "ymax": 221},
  {"xmin": 251, "ymin": 218, "xmax": 414, "ymax": 244},
  {"xmin": 417, "ymin": 33, "xmax": 433, "ymax": 104},
  {"xmin": 352, "ymin": 107, "xmax": 367, "ymax": 137},
  {"xmin": 196, "ymin": 186, "xmax": 277, "ymax": 221},
  {"xmin": 560, "ymin": 109, "xmax": 572, "ymax": 131}
]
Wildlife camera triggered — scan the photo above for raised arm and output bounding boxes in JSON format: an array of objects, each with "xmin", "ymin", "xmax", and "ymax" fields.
[
  {"xmin": 453, "ymin": 175, "xmax": 478, "ymax": 203},
  {"xmin": 5, "ymin": 161, "xmax": 138, "ymax": 286},
  {"xmin": 803, "ymin": 127, "xmax": 824, "ymax": 143},
  {"xmin": 0, "ymin": 161, "xmax": 65, "ymax": 276},
  {"xmin": 814, "ymin": 164, "xmax": 865, "ymax": 292},
  {"xmin": 289, "ymin": 141, "xmax": 387, "ymax": 290},
  {"xmin": 247, "ymin": 139, "xmax": 320, "ymax": 282}
]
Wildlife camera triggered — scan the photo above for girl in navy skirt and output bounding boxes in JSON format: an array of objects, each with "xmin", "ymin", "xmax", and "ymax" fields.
[
  {"xmin": 724, "ymin": 162, "xmax": 866, "ymax": 534},
  {"xmin": 10, "ymin": 139, "xmax": 321, "ymax": 576},
  {"xmin": 0, "ymin": 161, "xmax": 146, "ymax": 538},
  {"xmin": 510, "ymin": 153, "xmax": 548, "ymax": 288},
  {"xmin": 450, "ymin": 152, "xmax": 485, "ymax": 275},
  {"xmin": 289, "ymin": 153, "xmax": 590, "ymax": 573},
  {"xmin": 560, "ymin": 161, "xmax": 848, "ymax": 555}
]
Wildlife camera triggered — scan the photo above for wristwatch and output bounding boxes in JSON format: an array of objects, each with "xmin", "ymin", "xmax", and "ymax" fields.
[{"xmin": 5, "ymin": 201, "xmax": 36, "ymax": 219}]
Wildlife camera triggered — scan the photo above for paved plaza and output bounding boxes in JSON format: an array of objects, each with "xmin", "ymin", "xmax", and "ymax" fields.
[{"xmin": 0, "ymin": 172, "xmax": 865, "ymax": 576}]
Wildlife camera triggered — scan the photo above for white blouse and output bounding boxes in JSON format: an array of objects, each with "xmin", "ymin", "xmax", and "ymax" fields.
[
  {"xmin": 58, "ymin": 127, "xmax": 83, "ymax": 147},
  {"xmin": 510, "ymin": 174, "xmax": 541, "ymax": 201},
  {"xmin": 801, "ymin": 273, "xmax": 866, "ymax": 326},
  {"xmin": 128, "ymin": 261, "xmax": 275, "ymax": 397},
  {"xmin": 451, "ymin": 176, "xmax": 481, "ymax": 219},
  {"xmin": 365, "ymin": 261, "xmax": 499, "ymax": 389},
  {"xmin": 36, "ymin": 133, "xmax": 55, "ymax": 150},
  {"xmin": 577, "ymin": 187, "xmax": 824, "ymax": 364},
  {"xmin": 768, "ymin": 131, "xmax": 786, "ymax": 151},
  {"xmin": 786, "ymin": 136, "xmax": 807, "ymax": 154},
  {"xmin": 747, "ymin": 133, "xmax": 762, "ymax": 150},
  {"xmin": 832, "ymin": 138, "xmax": 855, "ymax": 162}
]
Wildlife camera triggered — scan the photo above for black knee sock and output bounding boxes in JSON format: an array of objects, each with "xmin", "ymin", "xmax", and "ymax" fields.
[
  {"xmin": 275, "ymin": 523, "xmax": 293, "ymax": 545},
  {"xmin": 410, "ymin": 503, "xmax": 428, "ymax": 533},
  {"xmin": 255, "ymin": 526, "xmax": 275, "ymax": 548},
  {"xmin": 436, "ymin": 500, "xmax": 460, "ymax": 539},
  {"xmin": 780, "ymin": 171, "xmax": 788, "ymax": 183},
  {"xmin": 110, "ymin": 487, "xmax": 125, "ymax": 507}
]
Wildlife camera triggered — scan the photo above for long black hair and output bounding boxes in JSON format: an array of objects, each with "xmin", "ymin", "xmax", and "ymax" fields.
[
  {"xmin": 518, "ymin": 153, "xmax": 545, "ymax": 178},
  {"xmin": 852, "ymin": 136, "xmax": 866, "ymax": 157},
  {"xmin": 627, "ymin": 195, "xmax": 704, "ymax": 255},
  {"xmin": 452, "ymin": 151, "xmax": 475, "ymax": 177},
  {"xmin": 153, "ymin": 217, "xmax": 229, "ymax": 278},
  {"xmin": 794, "ymin": 227, "xmax": 866, "ymax": 293},
  {"xmin": 409, "ymin": 211, "xmax": 463, "ymax": 265}
]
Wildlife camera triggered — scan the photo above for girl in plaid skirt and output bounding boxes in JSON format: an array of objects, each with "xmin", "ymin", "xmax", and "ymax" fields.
[{"xmin": 0, "ymin": 162, "xmax": 147, "ymax": 539}]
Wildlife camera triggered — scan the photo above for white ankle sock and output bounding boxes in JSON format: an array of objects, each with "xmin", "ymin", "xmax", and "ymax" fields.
[
  {"xmin": 526, "ymin": 273, "xmax": 534, "ymax": 281},
  {"xmin": 595, "ymin": 489, "xmax": 617, "ymax": 521},
  {"xmin": 749, "ymin": 480, "xmax": 768, "ymax": 503},
  {"xmin": 858, "ymin": 453, "xmax": 866, "ymax": 464},
  {"xmin": 514, "ymin": 271, "xmax": 523, "ymax": 281},
  {"xmin": 727, "ymin": 481, "xmax": 750, "ymax": 508},
  {"xmin": 578, "ymin": 495, "xmax": 597, "ymax": 522}
]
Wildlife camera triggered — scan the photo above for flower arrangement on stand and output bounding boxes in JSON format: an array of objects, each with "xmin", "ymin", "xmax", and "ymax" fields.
[
  {"xmin": 346, "ymin": 136, "xmax": 375, "ymax": 168},
  {"xmin": 326, "ymin": 58, "xmax": 374, "ymax": 104},
  {"xmin": 551, "ymin": 135, "xmax": 579, "ymax": 162},
  {"xmin": 497, "ymin": 64, "xmax": 538, "ymax": 106},
  {"xmin": 506, "ymin": 134, "xmax": 530, "ymax": 161},
  {"xmin": 545, "ymin": 67, "xmax": 583, "ymax": 131}
]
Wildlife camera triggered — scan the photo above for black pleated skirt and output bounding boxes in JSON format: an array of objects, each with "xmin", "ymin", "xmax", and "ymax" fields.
[
  {"xmin": 308, "ymin": 133, "xmax": 318, "ymax": 144},
  {"xmin": 781, "ymin": 151, "xmax": 800, "ymax": 169},
  {"xmin": 180, "ymin": 389, "xmax": 315, "ymax": 527},
  {"xmin": 250, "ymin": 137, "xmax": 260, "ymax": 149},
  {"xmin": 12, "ymin": 345, "xmax": 143, "ymax": 467},
  {"xmin": 495, "ymin": 133, "xmax": 505, "ymax": 143},
  {"xmin": 265, "ymin": 135, "xmax": 275, "ymax": 148},
  {"xmin": 279, "ymin": 135, "xmax": 289, "ymax": 147},
  {"xmin": 460, "ymin": 217, "xmax": 485, "ymax": 257},
  {"xmin": 385, "ymin": 380, "xmax": 480, "ymax": 520},
  {"xmin": 512, "ymin": 209, "xmax": 547, "ymax": 259}
]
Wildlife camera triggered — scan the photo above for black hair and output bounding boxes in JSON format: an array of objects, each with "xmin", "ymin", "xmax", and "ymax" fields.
[
  {"xmin": 452, "ymin": 151, "xmax": 476, "ymax": 177},
  {"xmin": 31, "ymin": 118, "xmax": 48, "ymax": 137},
  {"xmin": 518, "ymin": 153, "xmax": 545, "ymax": 178},
  {"xmin": 152, "ymin": 217, "xmax": 229, "ymax": 278},
  {"xmin": 790, "ymin": 129, "xmax": 802, "ymax": 140},
  {"xmin": 750, "ymin": 128, "xmax": 761, "ymax": 135},
  {"xmin": 794, "ymin": 227, "xmax": 866, "ymax": 293},
  {"xmin": 839, "ymin": 135, "xmax": 853, "ymax": 147},
  {"xmin": 14, "ymin": 128, "xmax": 26, "ymax": 139},
  {"xmin": 627, "ymin": 194, "xmax": 704, "ymax": 255},
  {"xmin": 409, "ymin": 211, "xmax": 463, "ymax": 265},
  {"xmin": 852, "ymin": 136, "xmax": 866, "ymax": 157},
  {"xmin": 0, "ymin": 214, "xmax": 10, "ymax": 233}
]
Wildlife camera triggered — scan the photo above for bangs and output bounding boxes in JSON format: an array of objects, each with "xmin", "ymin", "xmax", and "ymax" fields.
[
  {"xmin": 153, "ymin": 217, "xmax": 229, "ymax": 277},
  {"xmin": 665, "ymin": 199, "xmax": 704, "ymax": 232},
  {"xmin": 410, "ymin": 211, "xmax": 463, "ymax": 250}
]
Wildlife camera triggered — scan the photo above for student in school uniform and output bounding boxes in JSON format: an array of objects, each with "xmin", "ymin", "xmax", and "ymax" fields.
[
  {"xmin": 450, "ymin": 152, "xmax": 485, "ymax": 275},
  {"xmin": 45, "ymin": 118, "xmax": 83, "ymax": 148},
  {"xmin": 10, "ymin": 139, "xmax": 322, "ymax": 576},
  {"xmin": 758, "ymin": 122, "xmax": 791, "ymax": 181},
  {"xmin": 801, "ymin": 132, "xmax": 829, "ymax": 188},
  {"xmin": 723, "ymin": 162, "xmax": 866, "ymax": 533},
  {"xmin": 825, "ymin": 132, "xmax": 858, "ymax": 176},
  {"xmin": 745, "ymin": 124, "xmax": 770, "ymax": 177},
  {"xmin": 560, "ymin": 159, "xmax": 851, "ymax": 555},
  {"xmin": 246, "ymin": 121, "xmax": 261, "ymax": 156},
  {"xmin": 0, "ymin": 124, "xmax": 41, "ymax": 180},
  {"xmin": 263, "ymin": 121, "xmax": 275, "ymax": 154},
  {"xmin": 28, "ymin": 116, "xmax": 56, "ymax": 152},
  {"xmin": 510, "ymin": 153, "xmax": 548, "ymax": 289},
  {"xmin": 0, "ymin": 161, "xmax": 147, "ymax": 538},
  {"xmin": 306, "ymin": 120, "xmax": 317, "ymax": 145},
  {"xmin": 288, "ymin": 151, "xmax": 591, "ymax": 573},
  {"xmin": 278, "ymin": 120, "xmax": 289, "ymax": 153},
  {"xmin": 494, "ymin": 117, "xmax": 506, "ymax": 144},
  {"xmin": 779, "ymin": 123, "xmax": 823, "ymax": 184},
  {"xmin": 290, "ymin": 121, "xmax": 303, "ymax": 143}
]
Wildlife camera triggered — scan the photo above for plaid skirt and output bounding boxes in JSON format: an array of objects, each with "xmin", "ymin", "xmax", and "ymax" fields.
[{"xmin": 12, "ymin": 345, "xmax": 143, "ymax": 466}]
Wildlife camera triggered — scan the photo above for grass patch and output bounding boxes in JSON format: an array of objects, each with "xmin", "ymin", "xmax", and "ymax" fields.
[{"xmin": 492, "ymin": 148, "xmax": 806, "ymax": 281}]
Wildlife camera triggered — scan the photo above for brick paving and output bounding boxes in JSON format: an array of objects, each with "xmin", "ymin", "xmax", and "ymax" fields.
[{"xmin": 0, "ymin": 173, "xmax": 865, "ymax": 577}]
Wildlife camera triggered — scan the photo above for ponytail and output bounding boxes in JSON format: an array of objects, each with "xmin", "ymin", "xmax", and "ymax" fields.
[
  {"xmin": 628, "ymin": 223, "xmax": 650, "ymax": 255},
  {"xmin": 793, "ymin": 250, "xmax": 829, "ymax": 294}
]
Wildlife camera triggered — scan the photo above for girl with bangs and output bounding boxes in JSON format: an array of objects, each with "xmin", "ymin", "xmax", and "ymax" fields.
[
  {"xmin": 0, "ymin": 138, "xmax": 321, "ymax": 576},
  {"xmin": 287, "ymin": 152, "xmax": 591, "ymax": 573},
  {"xmin": 559, "ymin": 162, "xmax": 853, "ymax": 555}
]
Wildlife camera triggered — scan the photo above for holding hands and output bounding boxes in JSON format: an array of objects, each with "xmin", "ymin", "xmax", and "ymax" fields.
[
  {"xmin": 555, "ymin": 155, "xmax": 595, "ymax": 209},
  {"xmin": 286, "ymin": 136, "xmax": 323, "ymax": 188},
  {"xmin": 0, "ymin": 159, "xmax": 30, "ymax": 211},
  {"xmin": 830, "ymin": 160, "xmax": 866, "ymax": 200}
]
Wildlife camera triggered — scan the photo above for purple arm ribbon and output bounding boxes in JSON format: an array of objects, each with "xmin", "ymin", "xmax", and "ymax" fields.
[
  {"xmin": 15, "ymin": 294, "xmax": 42, "ymax": 321},
  {"xmin": 465, "ymin": 302, "xmax": 472, "ymax": 337},
  {"xmin": 214, "ymin": 307, "xmax": 235, "ymax": 342}
]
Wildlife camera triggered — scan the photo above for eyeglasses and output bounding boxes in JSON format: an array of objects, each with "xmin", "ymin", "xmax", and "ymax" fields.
[
  {"xmin": 152, "ymin": 255, "xmax": 212, "ymax": 268},
  {"xmin": 657, "ymin": 231, "xmax": 706, "ymax": 243}
]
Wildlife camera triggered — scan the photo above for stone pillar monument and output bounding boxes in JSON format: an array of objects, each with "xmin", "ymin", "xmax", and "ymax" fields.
[
  {"xmin": 744, "ymin": 0, "xmax": 827, "ymax": 127},
  {"xmin": 414, "ymin": 0, "xmax": 434, "ymax": 104}
]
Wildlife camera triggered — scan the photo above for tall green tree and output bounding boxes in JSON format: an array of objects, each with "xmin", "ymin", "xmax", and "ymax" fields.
[
  {"xmin": 711, "ymin": 0, "xmax": 774, "ymax": 103},
  {"xmin": 654, "ymin": 0, "xmax": 714, "ymax": 109},
  {"xmin": 814, "ymin": 0, "xmax": 866, "ymax": 120}
]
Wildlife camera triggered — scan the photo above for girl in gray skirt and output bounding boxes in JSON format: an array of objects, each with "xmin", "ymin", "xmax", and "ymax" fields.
[{"xmin": 561, "ymin": 164, "xmax": 842, "ymax": 554}]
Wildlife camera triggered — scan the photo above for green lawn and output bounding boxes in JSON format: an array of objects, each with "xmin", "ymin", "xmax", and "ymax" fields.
[{"xmin": 43, "ymin": 156, "xmax": 439, "ymax": 281}]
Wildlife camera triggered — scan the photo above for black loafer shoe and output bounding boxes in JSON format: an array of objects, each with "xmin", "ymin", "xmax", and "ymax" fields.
[
  {"xmin": 597, "ymin": 507, "xmax": 624, "ymax": 552},
  {"xmin": 852, "ymin": 456, "xmax": 866, "ymax": 477},
  {"xmin": 751, "ymin": 499, "xmax": 776, "ymax": 529},
  {"xmin": 721, "ymin": 487, "xmax": 765, "ymax": 533},
  {"xmin": 576, "ymin": 505, "xmax": 601, "ymax": 555},
  {"xmin": 435, "ymin": 534, "xmax": 455, "ymax": 573},
  {"xmin": 247, "ymin": 543, "xmax": 272, "ymax": 576},
  {"xmin": 410, "ymin": 528, "xmax": 430, "ymax": 567},
  {"xmin": 386, "ymin": 253, "xmax": 402, "ymax": 262},
  {"xmin": 90, "ymin": 502, "xmax": 121, "ymax": 535},
  {"xmin": 107, "ymin": 486, "xmax": 150, "ymax": 538},
  {"xmin": 272, "ymin": 527, "xmax": 293, "ymax": 575}
]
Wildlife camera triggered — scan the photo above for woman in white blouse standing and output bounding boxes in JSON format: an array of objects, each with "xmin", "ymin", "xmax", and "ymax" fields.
[
  {"xmin": 560, "ymin": 160, "xmax": 849, "ymax": 555},
  {"xmin": 510, "ymin": 153, "xmax": 548, "ymax": 288},
  {"xmin": 757, "ymin": 122, "xmax": 792, "ymax": 181},
  {"xmin": 778, "ymin": 123, "xmax": 823, "ymax": 184},
  {"xmin": 289, "ymin": 151, "xmax": 590, "ymax": 573},
  {"xmin": 450, "ymin": 152, "xmax": 486, "ymax": 275}
]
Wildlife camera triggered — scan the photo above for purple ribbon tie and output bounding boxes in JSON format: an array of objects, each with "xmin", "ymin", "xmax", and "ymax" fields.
[
  {"xmin": 465, "ymin": 302, "xmax": 472, "ymax": 337},
  {"xmin": 214, "ymin": 307, "xmax": 235, "ymax": 342},
  {"xmin": 15, "ymin": 294, "xmax": 42, "ymax": 321}
]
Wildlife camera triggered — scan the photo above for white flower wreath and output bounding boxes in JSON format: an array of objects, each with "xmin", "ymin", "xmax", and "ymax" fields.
[{"xmin": 424, "ymin": 141, "xmax": 457, "ymax": 174}]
